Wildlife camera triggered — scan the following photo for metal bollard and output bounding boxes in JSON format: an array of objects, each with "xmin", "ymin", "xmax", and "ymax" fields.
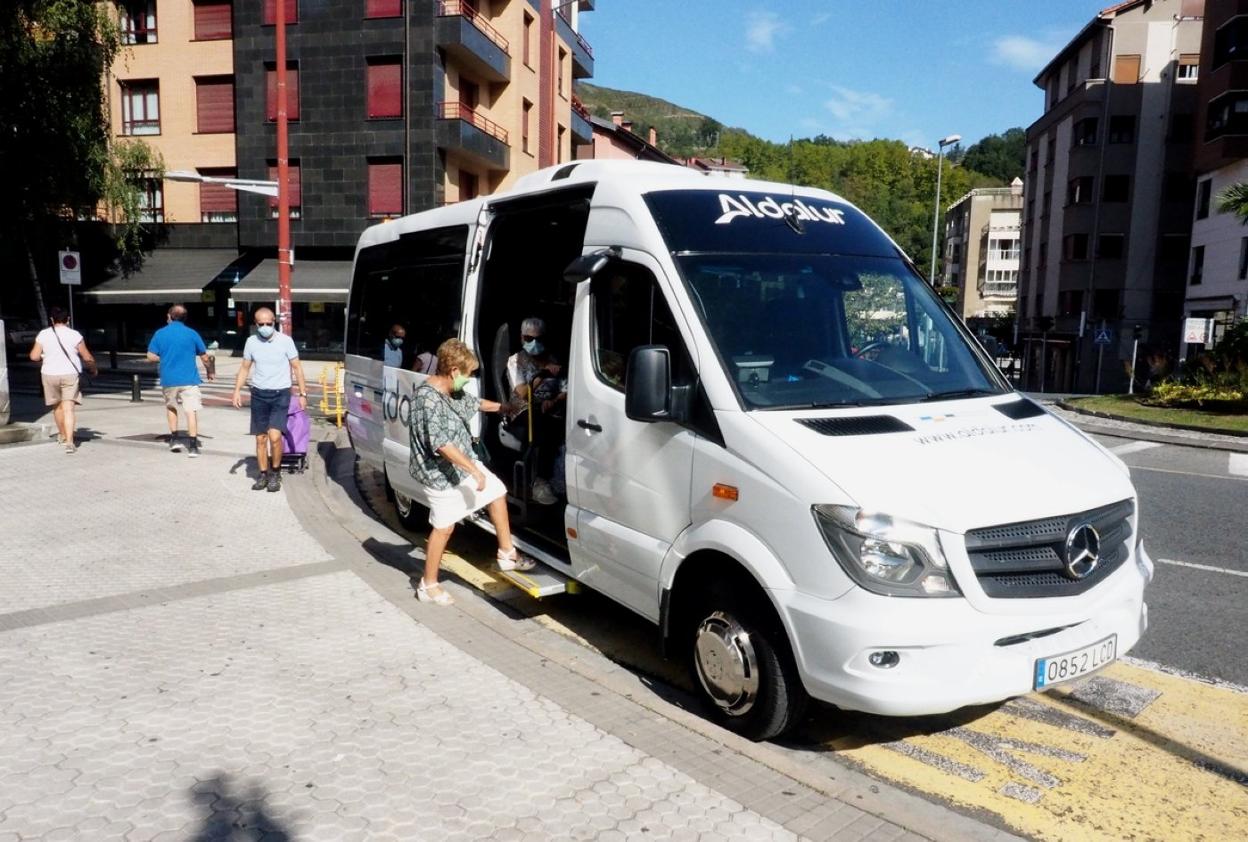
[{"xmin": 131, "ymin": 374, "xmax": 142, "ymax": 402}]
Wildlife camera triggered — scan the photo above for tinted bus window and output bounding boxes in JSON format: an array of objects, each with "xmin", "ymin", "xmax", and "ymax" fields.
[{"xmin": 347, "ymin": 225, "xmax": 469, "ymax": 364}]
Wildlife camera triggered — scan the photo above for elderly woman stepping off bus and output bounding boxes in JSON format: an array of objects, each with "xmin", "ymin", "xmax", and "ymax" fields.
[{"xmin": 409, "ymin": 338, "xmax": 535, "ymax": 605}]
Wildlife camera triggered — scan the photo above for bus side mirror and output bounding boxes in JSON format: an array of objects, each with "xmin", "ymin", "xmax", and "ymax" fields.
[
  {"xmin": 626, "ymin": 345, "xmax": 672, "ymax": 422},
  {"xmin": 563, "ymin": 246, "xmax": 620, "ymax": 284}
]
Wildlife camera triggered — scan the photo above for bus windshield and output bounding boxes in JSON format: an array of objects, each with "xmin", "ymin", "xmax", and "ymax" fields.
[{"xmin": 642, "ymin": 189, "xmax": 1006, "ymax": 410}]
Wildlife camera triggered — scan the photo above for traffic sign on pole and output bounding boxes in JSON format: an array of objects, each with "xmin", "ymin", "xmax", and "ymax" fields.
[
  {"xmin": 1093, "ymin": 328, "xmax": 1112, "ymax": 346},
  {"xmin": 58, "ymin": 251, "xmax": 81, "ymax": 285}
]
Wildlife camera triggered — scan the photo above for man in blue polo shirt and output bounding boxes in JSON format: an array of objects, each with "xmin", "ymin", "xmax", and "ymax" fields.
[
  {"xmin": 147, "ymin": 305, "xmax": 215, "ymax": 457},
  {"xmin": 231, "ymin": 307, "xmax": 308, "ymax": 492}
]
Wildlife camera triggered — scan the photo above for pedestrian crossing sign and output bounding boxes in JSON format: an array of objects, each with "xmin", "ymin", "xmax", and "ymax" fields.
[{"xmin": 1094, "ymin": 328, "xmax": 1112, "ymax": 345}]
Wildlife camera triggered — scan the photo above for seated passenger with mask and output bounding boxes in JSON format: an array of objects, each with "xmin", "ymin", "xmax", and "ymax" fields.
[
  {"xmin": 505, "ymin": 317, "xmax": 565, "ymax": 505},
  {"xmin": 383, "ymin": 324, "xmax": 406, "ymax": 368}
]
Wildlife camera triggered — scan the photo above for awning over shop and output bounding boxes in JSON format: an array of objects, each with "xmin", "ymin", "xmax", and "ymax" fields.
[
  {"xmin": 84, "ymin": 249, "xmax": 243, "ymax": 305},
  {"xmin": 228, "ymin": 259, "xmax": 352, "ymax": 304}
]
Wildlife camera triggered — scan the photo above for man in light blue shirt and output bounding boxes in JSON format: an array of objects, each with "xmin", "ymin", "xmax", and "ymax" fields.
[
  {"xmin": 231, "ymin": 307, "xmax": 308, "ymax": 492},
  {"xmin": 147, "ymin": 305, "xmax": 214, "ymax": 457}
]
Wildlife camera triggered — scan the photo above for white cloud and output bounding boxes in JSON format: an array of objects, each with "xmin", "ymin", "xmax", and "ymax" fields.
[
  {"xmin": 822, "ymin": 85, "xmax": 893, "ymax": 137},
  {"xmin": 745, "ymin": 11, "xmax": 786, "ymax": 53},
  {"xmin": 991, "ymin": 35, "xmax": 1060, "ymax": 72},
  {"xmin": 812, "ymin": 12, "xmax": 832, "ymax": 26}
]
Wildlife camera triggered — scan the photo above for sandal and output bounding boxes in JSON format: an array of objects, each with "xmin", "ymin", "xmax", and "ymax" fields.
[
  {"xmin": 497, "ymin": 547, "xmax": 537, "ymax": 573},
  {"xmin": 416, "ymin": 578, "xmax": 454, "ymax": 605}
]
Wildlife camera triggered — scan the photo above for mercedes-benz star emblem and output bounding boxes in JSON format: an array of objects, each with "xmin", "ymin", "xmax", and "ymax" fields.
[{"xmin": 1063, "ymin": 523, "xmax": 1101, "ymax": 580}]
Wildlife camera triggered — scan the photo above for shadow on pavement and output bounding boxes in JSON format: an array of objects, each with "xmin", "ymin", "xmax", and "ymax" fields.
[{"xmin": 186, "ymin": 773, "xmax": 292, "ymax": 841}]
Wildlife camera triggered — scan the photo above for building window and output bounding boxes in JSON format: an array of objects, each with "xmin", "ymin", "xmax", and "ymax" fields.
[
  {"xmin": 1103, "ymin": 175, "xmax": 1129, "ymax": 203},
  {"xmin": 1092, "ymin": 289, "xmax": 1120, "ymax": 320},
  {"xmin": 1042, "ymin": 190, "xmax": 1052, "ymax": 218},
  {"xmin": 265, "ymin": 63, "xmax": 300, "ymax": 122},
  {"xmin": 1205, "ymin": 93, "xmax": 1248, "ymax": 140},
  {"xmin": 1045, "ymin": 136, "xmax": 1056, "ymax": 166},
  {"xmin": 138, "ymin": 178, "xmax": 163, "ymax": 222},
  {"xmin": 368, "ymin": 159, "xmax": 403, "ymax": 217},
  {"xmin": 1068, "ymin": 176, "xmax": 1094, "ymax": 205},
  {"xmin": 268, "ymin": 161, "xmax": 302, "ymax": 219},
  {"xmin": 459, "ymin": 79, "xmax": 479, "ymax": 110},
  {"xmin": 558, "ymin": 47, "xmax": 567, "ymax": 98},
  {"xmin": 1177, "ymin": 53, "xmax": 1199, "ymax": 82},
  {"xmin": 1073, "ymin": 117, "xmax": 1097, "ymax": 146},
  {"xmin": 192, "ymin": 0, "xmax": 232, "ymax": 40},
  {"xmin": 522, "ymin": 98, "xmax": 532, "ymax": 154},
  {"xmin": 1028, "ymin": 149, "xmax": 1038, "ymax": 172},
  {"xmin": 365, "ymin": 0, "xmax": 402, "ymax": 18},
  {"xmin": 1190, "ymin": 244, "xmax": 1205, "ymax": 285},
  {"xmin": 1108, "ymin": 115, "xmax": 1134, "ymax": 144},
  {"xmin": 1058, "ymin": 290, "xmax": 1084, "ymax": 316},
  {"xmin": 557, "ymin": 124, "xmax": 566, "ymax": 163},
  {"xmin": 1213, "ymin": 15, "xmax": 1248, "ymax": 70},
  {"xmin": 120, "ymin": 80, "xmax": 160, "ymax": 135},
  {"xmin": 1063, "ymin": 233, "xmax": 1089, "ymax": 261},
  {"xmin": 1112, "ymin": 54, "xmax": 1141, "ymax": 84},
  {"xmin": 195, "ymin": 76, "xmax": 235, "ymax": 134},
  {"xmin": 460, "ymin": 170, "xmax": 478, "ymax": 201},
  {"xmin": 198, "ymin": 167, "xmax": 238, "ymax": 223},
  {"xmin": 367, "ymin": 59, "xmax": 402, "ymax": 119},
  {"xmin": 1196, "ymin": 179, "xmax": 1212, "ymax": 219},
  {"xmin": 118, "ymin": 1, "xmax": 157, "ymax": 44},
  {"xmin": 263, "ymin": 0, "xmax": 299, "ymax": 24},
  {"xmin": 523, "ymin": 12, "xmax": 533, "ymax": 67},
  {"xmin": 1097, "ymin": 234, "xmax": 1125, "ymax": 260},
  {"xmin": 1038, "ymin": 241, "xmax": 1048, "ymax": 269},
  {"xmin": 1240, "ymin": 238, "xmax": 1248, "ymax": 280}
]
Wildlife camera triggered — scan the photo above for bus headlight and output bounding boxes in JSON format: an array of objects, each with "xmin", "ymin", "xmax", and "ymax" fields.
[{"xmin": 813, "ymin": 505, "xmax": 960, "ymax": 598}]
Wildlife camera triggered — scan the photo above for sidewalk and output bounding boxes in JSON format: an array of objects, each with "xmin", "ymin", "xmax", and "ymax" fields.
[{"xmin": 0, "ymin": 387, "xmax": 1005, "ymax": 839}]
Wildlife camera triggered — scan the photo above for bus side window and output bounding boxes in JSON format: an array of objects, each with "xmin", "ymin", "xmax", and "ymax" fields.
[{"xmin": 591, "ymin": 263, "xmax": 694, "ymax": 392}]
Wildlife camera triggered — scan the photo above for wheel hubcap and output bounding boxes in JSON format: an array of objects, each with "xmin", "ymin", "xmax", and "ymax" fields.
[{"xmin": 694, "ymin": 612, "xmax": 759, "ymax": 716}]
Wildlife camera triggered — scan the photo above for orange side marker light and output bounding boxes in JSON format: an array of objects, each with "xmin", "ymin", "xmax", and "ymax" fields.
[{"xmin": 712, "ymin": 483, "xmax": 739, "ymax": 501}]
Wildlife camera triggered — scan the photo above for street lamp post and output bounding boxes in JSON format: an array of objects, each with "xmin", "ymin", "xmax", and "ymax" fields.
[{"xmin": 928, "ymin": 133, "xmax": 961, "ymax": 287}]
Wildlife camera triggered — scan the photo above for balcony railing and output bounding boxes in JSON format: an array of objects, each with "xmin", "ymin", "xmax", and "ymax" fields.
[
  {"xmin": 437, "ymin": 101, "xmax": 508, "ymax": 143},
  {"xmin": 981, "ymin": 282, "xmax": 1018, "ymax": 299},
  {"xmin": 439, "ymin": 0, "xmax": 509, "ymax": 54},
  {"xmin": 556, "ymin": 7, "xmax": 594, "ymax": 58}
]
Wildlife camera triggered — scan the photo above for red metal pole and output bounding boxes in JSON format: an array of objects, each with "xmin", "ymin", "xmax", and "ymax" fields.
[{"xmin": 275, "ymin": 0, "xmax": 293, "ymax": 336}]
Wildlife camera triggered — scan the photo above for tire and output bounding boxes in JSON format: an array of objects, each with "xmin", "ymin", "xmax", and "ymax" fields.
[
  {"xmin": 392, "ymin": 489, "xmax": 426, "ymax": 532},
  {"xmin": 687, "ymin": 598, "xmax": 809, "ymax": 741}
]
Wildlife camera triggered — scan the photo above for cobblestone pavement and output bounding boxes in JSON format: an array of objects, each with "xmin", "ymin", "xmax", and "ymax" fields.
[{"xmin": 0, "ymin": 399, "xmax": 834, "ymax": 841}]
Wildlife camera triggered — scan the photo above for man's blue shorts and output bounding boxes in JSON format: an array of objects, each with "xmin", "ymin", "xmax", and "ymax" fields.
[{"xmin": 249, "ymin": 388, "xmax": 291, "ymax": 435}]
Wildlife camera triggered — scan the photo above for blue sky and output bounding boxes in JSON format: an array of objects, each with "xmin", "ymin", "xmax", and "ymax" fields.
[{"xmin": 578, "ymin": 1, "xmax": 1103, "ymax": 148}]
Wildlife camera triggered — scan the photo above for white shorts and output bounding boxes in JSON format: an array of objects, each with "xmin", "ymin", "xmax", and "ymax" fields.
[{"xmin": 425, "ymin": 461, "xmax": 507, "ymax": 529}]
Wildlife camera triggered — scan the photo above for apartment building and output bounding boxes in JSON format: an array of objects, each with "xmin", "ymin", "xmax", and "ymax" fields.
[
  {"xmin": 1019, "ymin": 0, "xmax": 1204, "ymax": 392},
  {"xmin": 942, "ymin": 180, "xmax": 1024, "ymax": 323},
  {"xmin": 87, "ymin": 0, "xmax": 245, "ymax": 349},
  {"xmin": 575, "ymin": 111, "xmax": 679, "ymax": 163},
  {"xmin": 86, "ymin": 0, "xmax": 594, "ymax": 353},
  {"xmin": 1185, "ymin": 0, "xmax": 1248, "ymax": 356}
]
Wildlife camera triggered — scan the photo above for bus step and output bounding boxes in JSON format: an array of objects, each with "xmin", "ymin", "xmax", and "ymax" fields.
[{"xmin": 496, "ymin": 563, "xmax": 580, "ymax": 598}]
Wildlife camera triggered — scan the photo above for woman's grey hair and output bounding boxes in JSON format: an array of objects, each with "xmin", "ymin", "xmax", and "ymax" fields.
[{"xmin": 521, "ymin": 317, "xmax": 545, "ymax": 336}]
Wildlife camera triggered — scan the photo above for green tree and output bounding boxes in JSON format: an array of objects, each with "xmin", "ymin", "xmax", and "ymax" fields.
[
  {"xmin": 961, "ymin": 128, "xmax": 1027, "ymax": 184},
  {"xmin": 1216, "ymin": 182, "xmax": 1248, "ymax": 223},
  {"xmin": 0, "ymin": 0, "xmax": 161, "ymax": 321}
]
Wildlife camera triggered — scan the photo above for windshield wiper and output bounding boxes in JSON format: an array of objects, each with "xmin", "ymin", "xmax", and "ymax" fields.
[{"xmin": 918, "ymin": 388, "xmax": 998, "ymax": 403}]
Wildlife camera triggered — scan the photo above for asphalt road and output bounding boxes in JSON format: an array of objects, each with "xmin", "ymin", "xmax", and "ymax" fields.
[{"xmin": 1087, "ymin": 435, "xmax": 1248, "ymax": 687}]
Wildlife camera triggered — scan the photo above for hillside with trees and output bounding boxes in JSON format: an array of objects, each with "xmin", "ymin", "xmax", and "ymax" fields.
[{"xmin": 577, "ymin": 83, "xmax": 1007, "ymax": 280}]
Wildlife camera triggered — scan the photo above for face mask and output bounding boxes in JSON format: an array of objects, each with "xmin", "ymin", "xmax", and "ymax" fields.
[
  {"xmin": 451, "ymin": 373, "xmax": 471, "ymax": 392},
  {"xmin": 523, "ymin": 339, "xmax": 544, "ymax": 356},
  {"xmin": 388, "ymin": 336, "xmax": 404, "ymax": 348},
  {"xmin": 257, "ymin": 325, "xmax": 276, "ymax": 339}
]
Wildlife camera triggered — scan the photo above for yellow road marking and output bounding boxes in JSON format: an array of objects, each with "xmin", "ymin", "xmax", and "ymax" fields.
[{"xmin": 826, "ymin": 661, "xmax": 1248, "ymax": 841}]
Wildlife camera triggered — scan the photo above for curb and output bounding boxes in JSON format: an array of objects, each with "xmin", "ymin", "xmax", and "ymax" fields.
[
  {"xmin": 1056, "ymin": 401, "xmax": 1248, "ymax": 454},
  {"xmin": 296, "ymin": 428, "xmax": 1021, "ymax": 842}
]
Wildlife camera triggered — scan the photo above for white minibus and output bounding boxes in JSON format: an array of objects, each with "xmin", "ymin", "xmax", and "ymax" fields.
[{"xmin": 344, "ymin": 160, "xmax": 1152, "ymax": 740}]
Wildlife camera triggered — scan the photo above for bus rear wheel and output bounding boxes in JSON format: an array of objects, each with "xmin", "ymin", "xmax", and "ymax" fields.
[{"xmin": 688, "ymin": 600, "xmax": 808, "ymax": 741}]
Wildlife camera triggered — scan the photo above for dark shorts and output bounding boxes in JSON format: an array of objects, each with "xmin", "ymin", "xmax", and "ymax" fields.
[{"xmin": 250, "ymin": 388, "xmax": 291, "ymax": 435}]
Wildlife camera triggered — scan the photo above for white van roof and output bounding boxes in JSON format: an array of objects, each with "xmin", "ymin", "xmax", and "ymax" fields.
[{"xmin": 354, "ymin": 159, "xmax": 859, "ymax": 252}]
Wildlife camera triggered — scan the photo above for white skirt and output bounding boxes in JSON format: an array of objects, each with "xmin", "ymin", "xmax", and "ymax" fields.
[{"xmin": 425, "ymin": 461, "xmax": 507, "ymax": 528}]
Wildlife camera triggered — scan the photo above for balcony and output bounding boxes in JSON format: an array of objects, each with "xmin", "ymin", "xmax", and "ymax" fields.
[
  {"xmin": 555, "ymin": 10, "xmax": 593, "ymax": 79},
  {"xmin": 980, "ymin": 282, "xmax": 1019, "ymax": 300},
  {"xmin": 570, "ymin": 93, "xmax": 593, "ymax": 145},
  {"xmin": 436, "ymin": 102, "xmax": 509, "ymax": 171},
  {"xmin": 437, "ymin": 1, "xmax": 510, "ymax": 84}
]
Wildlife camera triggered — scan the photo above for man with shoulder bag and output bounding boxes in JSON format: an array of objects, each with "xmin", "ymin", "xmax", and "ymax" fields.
[{"xmin": 28, "ymin": 307, "xmax": 98, "ymax": 454}]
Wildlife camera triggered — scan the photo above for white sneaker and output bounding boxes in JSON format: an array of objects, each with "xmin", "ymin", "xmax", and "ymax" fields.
[{"xmin": 531, "ymin": 479, "xmax": 557, "ymax": 505}]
